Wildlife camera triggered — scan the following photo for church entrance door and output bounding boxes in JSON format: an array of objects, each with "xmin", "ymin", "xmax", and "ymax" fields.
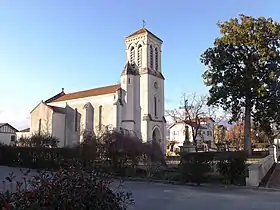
[{"xmin": 152, "ymin": 127, "xmax": 161, "ymax": 143}]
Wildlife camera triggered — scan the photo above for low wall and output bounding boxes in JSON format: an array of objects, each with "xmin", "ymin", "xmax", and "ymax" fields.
[{"xmin": 246, "ymin": 146, "xmax": 279, "ymax": 187}]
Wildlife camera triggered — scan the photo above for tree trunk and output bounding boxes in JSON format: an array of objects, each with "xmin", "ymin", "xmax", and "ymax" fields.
[{"xmin": 244, "ymin": 97, "xmax": 252, "ymax": 156}]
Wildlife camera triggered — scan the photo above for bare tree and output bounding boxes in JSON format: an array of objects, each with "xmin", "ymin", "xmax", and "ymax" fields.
[
  {"xmin": 166, "ymin": 93, "xmax": 231, "ymax": 151},
  {"xmin": 166, "ymin": 93, "xmax": 210, "ymax": 151}
]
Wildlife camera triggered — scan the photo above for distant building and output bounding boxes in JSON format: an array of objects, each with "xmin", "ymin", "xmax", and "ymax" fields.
[
  {"xmin": 0, "ymin": 123, "xmax": 18, "ymax": 145},
  {"xmin": 167, "ymin": 117, "xmax": 215, "ymax": 154},
  {"xmin": 16, "ymin": 128, "xmax": 31, "ymax": 142}
]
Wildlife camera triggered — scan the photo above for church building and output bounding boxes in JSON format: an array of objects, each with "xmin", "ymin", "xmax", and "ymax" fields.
[{"xmin": 28, "ymin": 27, "xmax": 166, "ymax": 148}]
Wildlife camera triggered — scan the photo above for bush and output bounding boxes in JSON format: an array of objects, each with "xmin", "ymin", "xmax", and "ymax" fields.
[
  {"xmin": 90, "ymin": 130, "xmax": 166, "ymax": 177},
  {"xmin": 17, "ymin": 133, "xmax": 59, "ymax": 148},
  {"xmin": 179, "ymin": 151, "xmax": 247, "ymax": 185},
  {"xmin": 0, "ymin": 130, "xmax": 166, "ymax": 178},
  {"xmin": 0, "ymin": 161, "xmax": 133, "ymax": 209},
  {"xmin": 180, "ymin": 152, "xmax": 214, "ymax": 185},
  {"xmin": 0, "ymin": 146, "xmax": 81, "ymax": 169},
  {"xmin": 217, "ymin": 152, "xmax": 247, "ymax": 185}
]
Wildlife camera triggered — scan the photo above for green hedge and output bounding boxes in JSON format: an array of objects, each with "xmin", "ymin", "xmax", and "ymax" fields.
[
  {"xmin": 0, "ymin": 146, "xmax": 84, "ymax": 169},
  {"xmin": 180, "ymin": 151, "xmax": 247, "ymax": 185}
]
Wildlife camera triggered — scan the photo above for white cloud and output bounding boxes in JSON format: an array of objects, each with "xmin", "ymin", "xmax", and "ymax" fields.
[{"xmin": 0, "ymin": 108, "xmax": 30, "ymax": 130}]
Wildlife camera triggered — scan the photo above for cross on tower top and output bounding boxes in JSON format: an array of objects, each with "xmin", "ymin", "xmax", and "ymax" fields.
[{"xmin": 142, "ymin": 20, "xmax": 146, "ymax": 28}]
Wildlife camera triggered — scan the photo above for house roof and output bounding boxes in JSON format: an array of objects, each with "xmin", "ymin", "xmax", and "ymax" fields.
[
  {"xmin": 30, "ymin": 101, "xmax": 66, "ymax": 114},
  {"xmin": 126, "ymin": 28, "xmax": 163, "ymax": 42},
  {"xmin": 169, "ymin": 121, "xmax": 208, "ymax": 130},
  {"xmin": 20, "ymin": 128, "xmax": 30, "ymax": 132},
  {"xmin": 49, "ymin": 84, "xmax": 121, "ymax": 103},
  {"xmin": 200, "ymin": 117, "xmax": 215, "ymax": 122},
  {"xmin": 0, "ymin": 123, "xmax": 19, "ymax": 132}
]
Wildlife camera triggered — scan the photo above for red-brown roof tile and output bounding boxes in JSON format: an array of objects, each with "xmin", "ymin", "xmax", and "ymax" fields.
[
  {"xmin": 126, "ymin": 28, "xmax": 163, "ymax": 42},
  {"xmin": 51, "ymin": 84, "xmax": 121, "ymax": 102}
]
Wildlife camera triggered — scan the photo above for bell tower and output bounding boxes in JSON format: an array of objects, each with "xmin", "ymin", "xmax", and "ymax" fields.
[{"xmin": 124, "ymin": 26, "xmax": 166, "ymax": 150}]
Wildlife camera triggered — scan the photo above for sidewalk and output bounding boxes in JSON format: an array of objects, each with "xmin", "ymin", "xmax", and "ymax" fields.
[{"xmin": 266, "ymin": 162, "xmax": 280, "ymax": 188}]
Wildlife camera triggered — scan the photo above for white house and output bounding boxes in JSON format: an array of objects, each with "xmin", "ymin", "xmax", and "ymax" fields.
[
  {"xmin": 0, "ymin": 123, "xmax": 18, "ymax": 145},
  {"xmin": 23, "ymin": 27, "xmax": 166, "ymax": 149},
  {"xmin": 16, "ymin": 128, "xmax": 31, "ymax": 141},
  {"xmin": 167, "ymin": 118, "xmax": 215, "ymax": 153}
]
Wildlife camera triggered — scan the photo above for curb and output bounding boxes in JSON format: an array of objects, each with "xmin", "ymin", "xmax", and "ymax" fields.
[{"xmin": 115, "ymin": 176, "xmax": 280, "ymax": 192}]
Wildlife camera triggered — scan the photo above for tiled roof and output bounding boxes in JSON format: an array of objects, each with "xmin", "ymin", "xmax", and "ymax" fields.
[
  {"xmin": 51, "ymin": 84, "xmax": 121, "ymax": 102},
  {"xmin": 20, "ymin": 128, "xmax": 30, "ymax": 132},
  {"xmin": 126, "ymin": 28, "xmax": 163, "ymax": 42},
  {"xmin": 169, "ymin": 121, "xmax": 208, "ymax": 130}
]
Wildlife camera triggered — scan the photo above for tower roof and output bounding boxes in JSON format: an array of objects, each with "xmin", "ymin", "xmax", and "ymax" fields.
[
  {"xmin": 126, "ymin": 28, "xmax": 163, "ymax": 42},
  {"xmin": 121, "ymin": 62, "xmax": 139, "ymax": 75}
]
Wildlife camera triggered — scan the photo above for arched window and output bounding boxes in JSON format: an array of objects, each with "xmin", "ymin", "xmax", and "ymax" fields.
[
  {"xmin": 137, "ymin": 45, "xmax": 142, "ymax": 68},
  {"xmin": 150, "ymin": 45, "xmax": 153, "ymax": 69},
  {"xmin": 155, "ymin": 47, "xmax": 159, "ymax": 71},
  {"xmin": 98, "ymin": 105, "xmax": 103, "ymax": 131},
  {"xmin": 154, "ymin": 96, "xmax": 157, "ymax": 118},
  {"xmin": 130, "ymin": 47, "xmax": 135, "ymax": 64}
]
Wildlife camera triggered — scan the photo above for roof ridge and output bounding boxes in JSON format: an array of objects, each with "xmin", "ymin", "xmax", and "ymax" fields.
[
  {"xmin": 64, "ymin": 84, "xmax": 120, "ymax": 95},
  {"xmin": 50, "ymin": 83, "xmax": 121, "ymax": 103}
]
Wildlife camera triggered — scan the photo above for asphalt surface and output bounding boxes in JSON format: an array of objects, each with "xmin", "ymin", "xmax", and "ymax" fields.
[
  {"xmin": 119, "ymin": 181, "xmax": 280, "ymax": 210},
  {"xmin": 0, "ymin": 166, "xmax": 280, "ymax": 210},
  {"xmin": 266, "ymin": 162, "xmax": 280, "ymax": 189}
]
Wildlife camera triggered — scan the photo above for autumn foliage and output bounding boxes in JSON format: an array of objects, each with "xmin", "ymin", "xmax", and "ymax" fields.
[{"xmin": 225, "ymin": 122, "xmax": 270, "ymax": 150}]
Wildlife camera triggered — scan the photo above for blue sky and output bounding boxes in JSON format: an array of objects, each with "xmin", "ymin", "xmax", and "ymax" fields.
[{"xmin": 1, "ymin": 0, "xmax": 280, "ymax": 129}]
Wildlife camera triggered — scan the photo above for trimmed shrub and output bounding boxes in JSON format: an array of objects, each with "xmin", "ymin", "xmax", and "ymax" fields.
[
  {"xmin": 179, "ymin": 151, "xmax": 247, "ymax": 185},
  {"xmin": 217, "ymin": 152, "xmax": 247, "ymax": 185},
  {"xmin": 0, "ymin": 130, "xmax": 166, "ymax": 178},
  {"xmin": 0, "ymin": 146, "xmax": 81, "ymax": 169},
  {"xmin": 180, "ymin": 152, "xmax": 214, "ymax": 185}
]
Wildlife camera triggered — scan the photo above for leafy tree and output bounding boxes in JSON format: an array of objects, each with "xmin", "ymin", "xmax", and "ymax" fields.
[
  {"xmin": 226, "ymin": 122, "xmax": 270, "ymax": 150},
  {"xmin": 201, "ymin": 14, "xmax": 280, "ymax": 155}
]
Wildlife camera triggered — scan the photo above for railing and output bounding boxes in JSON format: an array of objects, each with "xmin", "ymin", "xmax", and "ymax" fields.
[{"xmin": 246, "ymin": 146, "xmax": 279, "ymax": 187}]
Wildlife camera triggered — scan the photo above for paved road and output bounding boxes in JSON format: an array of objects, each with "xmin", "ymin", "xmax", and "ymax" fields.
[
  {"xmin": 120, "ymin": 181, "xmax": 280, "ymax": 210},
  {"xmin": 0, "ymin": 166, "xmax": 280, "ymax": 210}
]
